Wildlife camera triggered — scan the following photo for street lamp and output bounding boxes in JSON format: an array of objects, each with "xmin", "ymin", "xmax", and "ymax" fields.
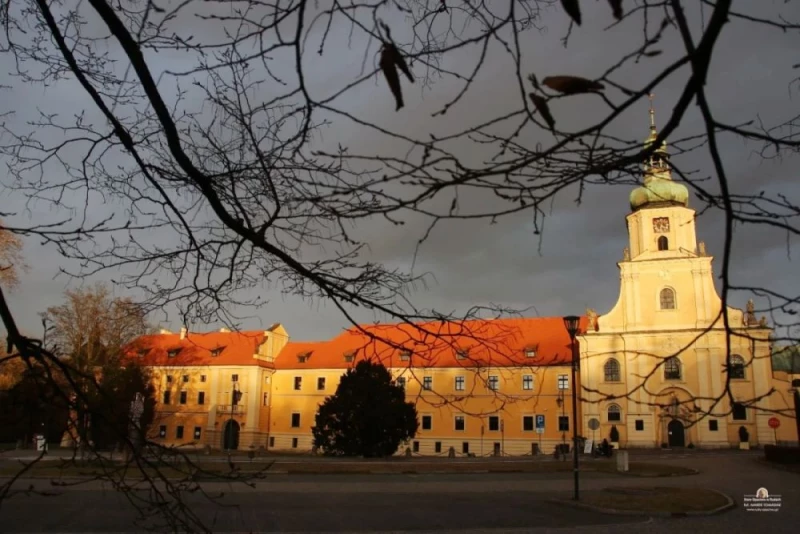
[{"xmin": 563, "ymin": 315, "xmax": 581, "ymax": 501}]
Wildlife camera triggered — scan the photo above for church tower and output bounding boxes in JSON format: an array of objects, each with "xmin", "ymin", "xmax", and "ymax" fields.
[
  {"xmin": 577, "ymin": 97, "xmax": 784, "ymax": 450},
  {"xmin": 613, "ymin": 96, "xmax": 719, "ymax": 331}
]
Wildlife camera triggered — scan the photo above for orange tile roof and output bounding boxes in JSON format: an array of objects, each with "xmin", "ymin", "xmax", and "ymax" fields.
[
  {"xmin": 123, "ymin": 331, "xmax": 271, "ymax": 367},
  {"xmin": 275, "ymin": 316, "xmax": 587, "ymax": 370}
]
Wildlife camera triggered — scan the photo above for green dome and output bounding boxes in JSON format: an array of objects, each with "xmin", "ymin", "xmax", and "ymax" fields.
[{"xmin": 629, "ymin": 177, "xmax": 689, "ymax": 212}]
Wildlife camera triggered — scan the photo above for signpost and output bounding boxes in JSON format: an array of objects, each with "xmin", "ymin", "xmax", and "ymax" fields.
[
  {"xmin": 535, "ymin": 415, "xmax": 544, "ymax": 455},
  {"xmin": 768, "ymin": 417, "xmax": 781, "ymax": 445},
  {"xmin": 588, "ymin": 418, "xmax": 600, "ymax": 453}
]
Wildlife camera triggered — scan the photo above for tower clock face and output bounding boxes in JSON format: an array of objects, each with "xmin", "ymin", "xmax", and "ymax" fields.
[{"xmin": 653, "ymin": 217, "xmax": 670, "ymax": 233}]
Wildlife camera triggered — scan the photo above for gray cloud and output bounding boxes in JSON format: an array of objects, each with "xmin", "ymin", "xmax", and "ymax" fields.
[{"xmin": 2, "ymin": 1, "xmax": 799, "ymax": 343}]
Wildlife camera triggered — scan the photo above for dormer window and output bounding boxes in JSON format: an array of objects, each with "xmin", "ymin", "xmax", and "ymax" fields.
[
  {"xmin": 524, "ymin": 347, "xmax": 536, "ymax": 358},
  {"xmin": 455, "ymin": 349, "xmax": 468, "ymax": 360},
  {"xmin": 137, "ymin": 349, "xmax": 149, "ymax": 358},
  {"xmin": 343, "ymin": 351, "xmax": 355, "ymax": 363},
  {"xmin": 167, "ymin": 348, "xmax": 181, "ymax": 358},
  {"xmin": 210, "ymin": 346, "xmax": 224, "ymax": 357},
  {"xmin": 297, "ymin": 351, "xmax": 312, "ymax": 363},
  {"xmin": 399, "ymin": 350, "xmax": 411, "ymax": 361}
]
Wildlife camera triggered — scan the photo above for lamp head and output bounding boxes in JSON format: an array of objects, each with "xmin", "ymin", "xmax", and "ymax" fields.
[{"xmin": 563, "ymin": 315, "xmax": 581, "ymax": 340}]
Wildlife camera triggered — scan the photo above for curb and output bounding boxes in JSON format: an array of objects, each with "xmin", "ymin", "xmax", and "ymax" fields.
[
  {"xmin": 613, "ymin": 468, "xmax": 699, "ymax": 478},
  {"xmin": 547, "ymin": 488, "xmax": 735, "ymax": 517}
]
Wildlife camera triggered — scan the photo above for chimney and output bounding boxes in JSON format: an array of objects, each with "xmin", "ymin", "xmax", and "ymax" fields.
[
  {"xmin": 180, "ymin": 327, "xmax": 188, "ymax": 340},
  {"xmin": 159, "ymin": 328, "xmax": 171, "ymax": 335},
  {"xmin": 220, "ymin": 327, "xmax": 230, "ymax": 333}
]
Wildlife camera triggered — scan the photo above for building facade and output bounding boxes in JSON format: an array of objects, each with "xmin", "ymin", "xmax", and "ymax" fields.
[
  {"xmin": 577, "ymin": 107, "xmax": 798, "ymax": 448},
  {"xmin": 128, "ymin": 106, "xmax": 798, "ymax": 453}
]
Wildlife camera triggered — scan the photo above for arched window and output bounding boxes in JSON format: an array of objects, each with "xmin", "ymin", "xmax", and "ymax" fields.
[
  {"xmin": 729, "ymin": 354, "xmax": 746, "ymax": 379},
  {"xmin": 658, "ymin": 236, "xmax": 669, "ymax": 250},
  {"xmin": 607, "ymin": 404, "xmax": 621, "ymax": 422},
  {"xmin": 660, "ymin": 288, "xmax": 676, "ymax": 310},
  {"xmin": 604, "ymin": 358, "xmax": 621, "ymax": 382},
  {"xmin": 664, "ymin": 357, "xmax": 682, "ymax": 380}
]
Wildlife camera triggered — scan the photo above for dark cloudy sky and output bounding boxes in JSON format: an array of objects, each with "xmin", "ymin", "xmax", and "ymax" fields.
[{"xmin": 1, "ymin": 1, "xmax": 798, "ymax": 343}]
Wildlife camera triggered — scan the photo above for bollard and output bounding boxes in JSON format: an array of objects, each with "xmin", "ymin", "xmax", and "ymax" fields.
[{"xmin": 616, "ymin": 450, "xmax": 629, "ymax": 472}]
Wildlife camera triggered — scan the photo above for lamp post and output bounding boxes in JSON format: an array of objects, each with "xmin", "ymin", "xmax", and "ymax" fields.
[{"xmin": 563, "ymin": 315, "xmax": 581, "ymax": 501}]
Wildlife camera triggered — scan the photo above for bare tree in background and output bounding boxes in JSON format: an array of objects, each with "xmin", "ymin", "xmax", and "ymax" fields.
[
  {"xmin": 0, "ymin": 220, "xmax": 27, "ymax": 290},
  {"xmin": 0, "ymin": 0, "xmax": 799, "ymax": 529}
]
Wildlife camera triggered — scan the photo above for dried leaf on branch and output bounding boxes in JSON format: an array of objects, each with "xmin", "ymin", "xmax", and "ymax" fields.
[
  {"xmin": 561, "ymin": 0, "xmax": 582, "ymax": 26},
  {"xmin": 380, "ymin": 43, "xmax": 415, "ymax": 111},
  {"xmin": 542, "ymin": 75, "xmax": 604, "ymax": 95},
  {"xmin": 608, "ymin": 0, "xmax": 623, "ymax": 20},
  {"xmin": 529, "ymin": 93, "xmax": 555, "ymax": 130}
]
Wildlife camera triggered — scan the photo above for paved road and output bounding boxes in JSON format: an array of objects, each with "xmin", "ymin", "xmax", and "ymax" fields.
[{"xmin": 0, "ymin": 453, "xmax": 797, "ymax": 533}]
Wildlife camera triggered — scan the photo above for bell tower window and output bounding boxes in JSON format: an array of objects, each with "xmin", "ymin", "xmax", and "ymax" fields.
[{"xmin": 657, "ymin": 236, "xmax": 669, "ymax": 251}]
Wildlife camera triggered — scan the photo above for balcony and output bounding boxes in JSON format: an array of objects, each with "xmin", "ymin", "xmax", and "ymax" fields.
[{"xmin": 216, "ymin": 405, "xmax": 246, "ymax": 415}]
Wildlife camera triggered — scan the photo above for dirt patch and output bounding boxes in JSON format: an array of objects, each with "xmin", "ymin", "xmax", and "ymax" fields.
[{"xmin": 581, "ymin": 487, "xmax": 729, "ymax": 513}]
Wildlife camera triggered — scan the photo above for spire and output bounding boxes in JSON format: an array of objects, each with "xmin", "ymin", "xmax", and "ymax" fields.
[
  {"xmin": 630, "ymin": 95, "xmax": 688, "ymax": 212},
  {"xmin": 649, "ymin": 93, "xmax": 657, "ymax": 134},
  {"xmin": 643, "ymin": 93, "xmax": 669, "ymax": 179}
]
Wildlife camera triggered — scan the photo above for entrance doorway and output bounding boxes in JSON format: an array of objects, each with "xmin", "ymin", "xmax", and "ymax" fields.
[
  {"xmin": 667, "ymin": 419, "xmax": 685, "ymax": 447},
  {"xmin": 223, "ymin": 419, "xmax": 240, "ymax": 450}
]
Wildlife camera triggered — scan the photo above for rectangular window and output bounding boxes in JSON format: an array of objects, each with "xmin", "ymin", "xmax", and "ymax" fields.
[
  {"xmin": 412, "ymin": 441, "xmax": 419, "ymax": 453},
  {"xmin": 231, "ymin": 374, "xmax": 239, "ymax": 382},
  {"xmin": 317, "ymin": 377, "xmax": 326, "ymax": 390},
  {"xmin": 293, "ymin": 376, "xmax": 302, "ymax": 390},
  {"xmin": 200, "ymin": 375, "xmax": 207, "ymax": 382},
  {"xmin": 262, "ymin": 392, "xmax": 269, "ymax": 406},
  {"xmin": 291, "ymin": 413, "xmax": 301, "ymax": 428},
  {"xmin": 709, "ymin": 419, "xmax": 718, "ymax": 431},
  {"xmin": 488, "ymin": 416, "xmax": 500, "ymax": 432},
  {"xmin": 291, "ymin": 437, "xmax": 298, "ymax": 449},
  {"xmin": 522, "ymin": 375, "xmax": 534, "ymax": 391},
  {"xmin": 423, "ymin": 376, "xmax": 433, "ymax": 390},
  {"xmin": 488, "ymin": 375, "xmax": 499, "ymax": 391},
  {"xmin": 269, "ymin": 436, "xmax": 275, "ymax": 447},
  {"xmin": 176, "ymin": 425, "xmax": 184, "ymax": 439},
  {"xmin": 454, "ymin": 415, "xmax": 465, "ymax": 431},
  {"xmin": 166, "ymin": 376, "xmax": 173, "ymax": 383},
  {"xmin": 400, "ymin": 350, "xmax": 411, "ymax": 361},
  {"xmin": 422, "ymin": 415, "xmax": 432, "ymax": 430},
  {"xmin": 179, "ymin": 391, "xmax": 187, "ymax": 404},
  {"xmin": 197, "ymin": 392, "xmax": 205, "ymax": 405},
  {"xmin": 182, "ymin": 375, "xmax": 189, "ymax": 383},
  {"xmin": 732, "ymin": 403, "xmax": 747, "ymax": 421},
  {"xmin": 558, "ymin": 416, "xmax": 569, "ymax": 432},
  {"xmin": 462, "ymin": 442, "xmax": 469, "ymax": 454},
  {"xmin": 396, "ymin": 377, "xmax": 406, "ymax": 389},
  {"xmin": 455, "ymin": 376, "xmax": 465, "ymax": 391},
  {"xmin": 523, "ymin": 416, "xmax": 534, "ymax": 432},
  {"xmin": 193, "ymin": 427, "xmax": 202, "ymax": 440},
  {"xmin": 635, "ymin": 419, "xmax": 644, "ymax": 431},
  {"xmin": 557, "ymin": 375, "xmax": 569, "ymax": 390},
  {"xmin": 435, "ymin": 442, "xmax": 442, "ymax": 453},
  {"xmin": 159, "ymin": 425, "xmax": 167, "ymax": 438},
  {"xmin": 162, "ymin": 391, "xmax": 171, "ymax": 404}
]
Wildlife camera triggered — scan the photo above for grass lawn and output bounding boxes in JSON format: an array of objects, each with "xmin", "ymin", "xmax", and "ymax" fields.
[
  {"xmin": 0, "ymin": 457, "xmax": 695, "ymax": 479},
  {"xmin": 578, "ymin": 487, "xmax": 729, "ymax": 513}
]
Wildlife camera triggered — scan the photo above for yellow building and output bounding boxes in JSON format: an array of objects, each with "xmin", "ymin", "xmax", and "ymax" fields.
[
  {"xmin": 127, "ymin": 325, "xmax": 288, "ymax": 450},
  {"xmin": 577, "ymin": 105, "xmax": 797, "ymax": 448},
  {"xmin": 129, "ymin": 104, "xmax": 797, "ymax": 453},
  {"xmin": 270, "ymin": 318, "xmax": 584, "ymax": 456}
]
